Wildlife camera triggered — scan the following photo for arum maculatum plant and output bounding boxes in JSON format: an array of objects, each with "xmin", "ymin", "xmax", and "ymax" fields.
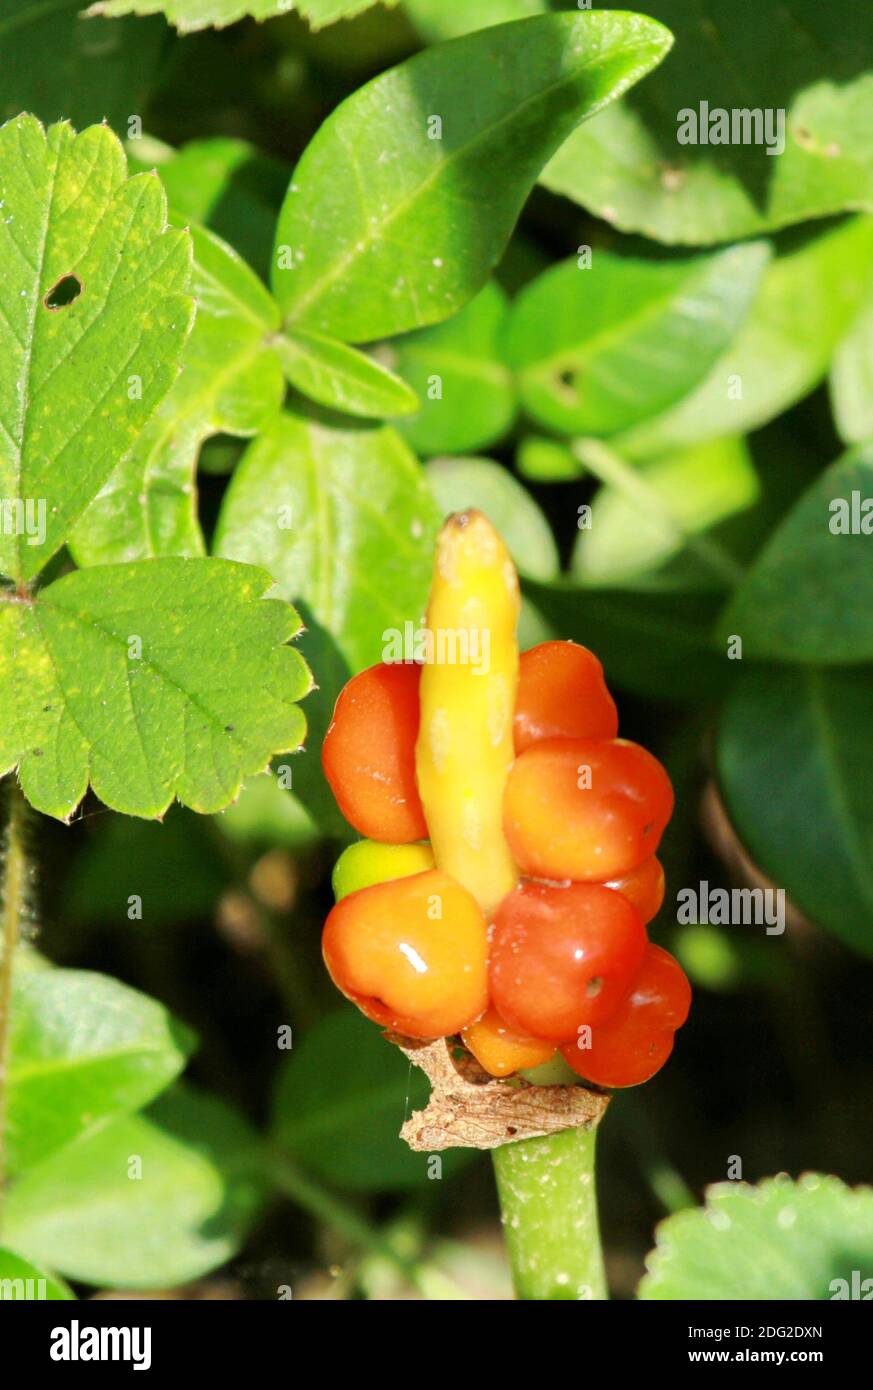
[{"xmin": 321, "ymin": 510, "xmax": 691, "ymax": 1299}]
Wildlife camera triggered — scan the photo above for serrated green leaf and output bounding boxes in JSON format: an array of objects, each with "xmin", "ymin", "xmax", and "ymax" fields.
[
  {"xmin": 71, "ymin": 222, "xmax": 284, "ymax": 566},
  {"xmin": 574, "ymin": 438, "xmax": 759, "ymax": 590},
  {"xmin": 4, "ymin": 1085, "xmax": 265, "ymax": 1289},
  {"xmin": 390, "ymin": 282, "xmax": 516, "ymax": 454},
  {"xmin": 716, "ymin": 666, "xmax": 873, "ymax": 958},
  {"xmin": 721, "ymin": 449, "xmax": 873, "ymax": 664},
  {"xmin": 272, "ymin": 11, "xmax": 673, "ymax": 341},
  {"xmin": 0, "ymin": 115, "xmax": 194, "ymax": 583},
  {"xmin": 617, "ymin": 217, "xmax": 873, "ymax": 460},
  {"xmin": 87, "ymin": 0, "xmax": 394, "ymax": 32},
  {"xmin": 426, "ymin": 456, "xmax": 558, "ymax": 580},
  {"xmin": 831, "ymin": 296, "xmax": 873, "ymax": 445},
  {"xmin": 273, "ymin": 1008, "xmax": 473, "ymax": 1190},
  {"xmin": 543, "ymin": 1, "xmax": 873, "ymax": 246},
  {"xmin": 0, "ymin": 4, "xmax": 164, "ymax": 129},
  {"xmin": 276, "ymin": 329, "xmax": 419, "ymax": 420},
  {"xmin": 214, "ymin": 410, "xmax": 439, "ymax": 830},
  {"xmin": 0, "ymin": 557, "xmax": 310, "ymax": 820},
  {"xmin": 7, "ymin": 966, "xmax": 193, "ymax": 1175},
  {"xmin": 506, "ymin": 244, "xmax": 768, "ymax": 437},
  {"xmin": 641, "ymin": 1174, "xmax": 873, "ymax": 1299},
  {"xmin": 0, "ymin": 1248, "xmax": 73, "ymax": 1300}
]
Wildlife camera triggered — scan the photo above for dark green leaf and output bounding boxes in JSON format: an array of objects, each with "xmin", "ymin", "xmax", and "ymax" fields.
[{"xmin": 716, "ymin": 665, "xmax": 873, "ymax": 957}]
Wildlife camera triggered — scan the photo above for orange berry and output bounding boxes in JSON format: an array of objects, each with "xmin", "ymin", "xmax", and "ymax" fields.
[
  {"xmin": 322, "ymin": 663, "xmax": 427, "ymax": 843},
  {"xmin": 515, "ymin": 640, "xmax": 618, "ymax": 753},
  {"xmin": 561, "ymin": 943, "xmax": 691, "ymax": 1087},
  {"xmin": 489, "ymin": 881, "xmax": 647, "ymax": 1041},
  {"xmin": 462, "ymin": 1006, "xmax": 557, "ymax": 1078},
  {"xmin": 605, "ymin": 856, "xmax": 665, "ymax": 925},
  {"xmin": 504, "ymin": 738, "xmax": 673, "ymax": 882},
  {"xmin": 322, "ymin": 869, "xmax": 488, "ymax": 1040}
]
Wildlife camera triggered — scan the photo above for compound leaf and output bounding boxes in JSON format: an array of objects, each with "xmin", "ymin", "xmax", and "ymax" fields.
[{"xmin": 276, "ymin": 328, "xmax": 419, "ymax": 420}]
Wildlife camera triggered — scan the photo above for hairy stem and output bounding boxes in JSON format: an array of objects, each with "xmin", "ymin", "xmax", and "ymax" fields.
[
  {"xmin": 492, "ymin": 1124, "xmax": 607, "ymax": 1300},
  {"xmin": 0, "ymin": 780, "xmax": 28, "ymax": 1227}
]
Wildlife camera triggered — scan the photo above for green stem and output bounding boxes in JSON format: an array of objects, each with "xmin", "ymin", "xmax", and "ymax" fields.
[
  {"xmin": 493, "ymin": 1123, "xmax": 607, "ymax": 1300},
  {"xmin": 573, "ymin": 437, "xmax": 745, "ymax": 589},
  {"xmin": 0, "ymin": 781, "xmax": 28, "ymax": 1229}
]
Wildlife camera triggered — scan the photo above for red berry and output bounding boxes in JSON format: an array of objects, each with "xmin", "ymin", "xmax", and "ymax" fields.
[
  {"xmin": 504, "ymin": 737, "xmax": 674, "ymax": 882},
  {"xmin": 515, "ymin": 641, "xmax": 618, "ymax": 753},
  {"xmin": 561, "ymin": 943, "xmax": 691, "ymax": 1087},
  {"xmin": 322, "ymin": 662, "xmax": 427, "ymax": 842},
  {"xmin": 489, "ymin": 881, "xmax": 648, "ymax": 1042},
  {"xmin": 605, "ymin": 856, "xmax": 665, "ymax": 925},
  {"xmin": 322, "ymin": 869, "xmax": 488, "ymax": 1040}
]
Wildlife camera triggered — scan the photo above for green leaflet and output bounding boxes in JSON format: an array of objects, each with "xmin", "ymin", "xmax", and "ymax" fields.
[
  {"xmin": 4, "ymin": 1086, "xmax": 266, "ymax": 1289},
  {"xmin": 505, "ymin": 243, "xmax": 769, "ymax": 436},
  {"xmin": 641, "ymin": 1175, "xmax": 873, "ymax": 1299},
  {"xmin": 71, "ymin": 222, "xmax": 284, "ymax": 565},
  {"xmin": 7, "ymin": 965, "xmax": 193, "ymax": 1174},
  {"xmin": 276, "ymin": 328, "xmax": 419, "ymax": 419},
  {"xmin": 617, "ymin": 217, "xmax": 873, "ymax": 460},
  {"xmin": 543, "ymin": 0, "xmax": 873, "ymax": 246},
  {"xmin": 426, "ymin": 456, "xmax": 558, "ymax": 580},
  {"xmin": 0, "ymin": 116, "xmax": 194, "ymax": 583},
  {"xmin": 831, "ymin": 296, "xmax": 873, "ymax": 445},
  {"xmin": 273, "ymin": 11, "xmax": 673, "ymax": 340},
  {"xmin": 716, "ymin": 665, "xmax": 873, "ymax": 958},
  {"xmin": 389, "ymin": 282, "xmax": 517, "ymax": 454},
  {"xmin": 0, "ymin": 558, "xmax": 311, "ymax": 820}
]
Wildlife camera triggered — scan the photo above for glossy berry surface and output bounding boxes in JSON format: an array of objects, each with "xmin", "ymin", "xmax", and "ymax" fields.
[
  {"xmin": 489, "ymin": 881, "xmax": 648, "ymax": 1041},
  {"xmin": 322, "ymin": 662, "xmax": 427, "ymax": 843},
  {"xmin": 514, "ymin": 640, "xmax": 618, "ymax": 753},
  {"xmin": 332, "ymin": 838, "xmax": 435, "ymax": 901},
  {"xmin": 322, "ymin": 869, "xmax": 488, "ymax": 1040},
  {"xmin": 605, "ymin": 856, "xmax": 665, "ymax": 925},
  {"xmin": 504, "ymin": 737, "xmax": 674, "ymax": 882},
  {"xmin": 560, "ymin": 943, "xmax": 691, "ymax": 1087},
  {"xmin": 462, "ymin": 1006, "xmax": 556, "ymax": 1078}
]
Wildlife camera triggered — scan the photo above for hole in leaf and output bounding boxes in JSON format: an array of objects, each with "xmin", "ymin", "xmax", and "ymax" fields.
[{"xmin": 44, "ymin": 274, "xmax": 82, "ymax": 310}]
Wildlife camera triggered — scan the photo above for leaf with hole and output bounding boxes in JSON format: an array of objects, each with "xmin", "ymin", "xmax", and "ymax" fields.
[
  {"xmin": 3, "ymin": 1086, "xmax": 266, "ymax": 1289},
  {"xmin": 390, "ymin": 283, "xmax": 516, "ymax": 454},
  {"xmin": 617, "ymin": 217, "xmax": 873, "ymax": 461},
  {"xmin": 0, "ymin": 557, "xmax": 310, "ymax": 820},
  {"xmin": 543, "ymin": 0, "xmax": 873, "ymax": 246},
  {"xmin": 272, "ymin": 11, "xmax": 673, "ymax": 340},
  {"xmin": 214, "ymin": 410, "xmax": 439, "ymax": 831},
  {"xmin": 7, "ymin": 965, "xmax": 194, "ymax": 1175},
  {"xmin": 0, "ymin": 116, "xmax": 193, "ymax": 583},
  {"xmin": 640, "ymin": 1174, "xmax": 873, "ymax": 1299},
  {"xmin": 506, "ymin": 244, "xmax": 768, "ymax": 437},
  {"xmin": 71, "ymin": 222, "xmax": 284, "ymax": 566},
  {"xmin": 717, "ymin": 666, "xmax": 873, "ymax": 958}
]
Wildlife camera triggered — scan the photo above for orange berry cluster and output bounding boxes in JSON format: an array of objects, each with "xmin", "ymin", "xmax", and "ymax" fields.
[{"xmin": 322, "ymin": 642, "xmax": 690, "ymax": 1087}]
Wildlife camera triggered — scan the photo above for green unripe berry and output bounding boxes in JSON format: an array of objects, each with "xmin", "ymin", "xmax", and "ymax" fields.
[{"xmin": 332, "ymin": 839, "xmax": 435, "ymax": 901}]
